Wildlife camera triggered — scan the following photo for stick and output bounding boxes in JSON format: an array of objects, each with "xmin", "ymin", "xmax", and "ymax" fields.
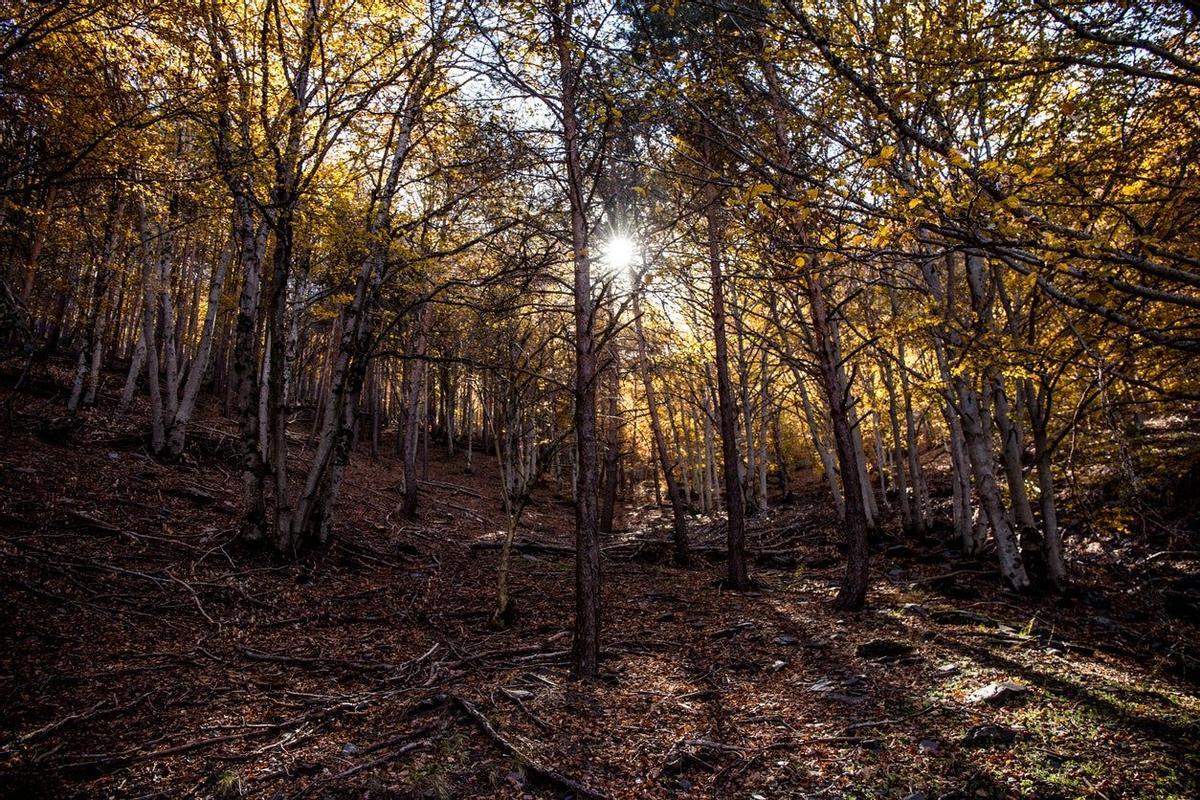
[
  {"xmin": 450, "ymin": 695, "xmax": 608, "ymax": 800},
  {"xmin": 289, "ymin": 740, "xmax": 431, "ymax": 799},
  {"xmin": 844, "ymin": 703, "xmax": 938, "ymax": 733}
]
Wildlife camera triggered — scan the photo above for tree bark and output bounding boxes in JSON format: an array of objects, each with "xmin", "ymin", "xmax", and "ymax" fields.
[
  {"xmin": 400, "ymin": 303, "xmax": 433, "ymax": 518},
  {"xmin": 163, "ymin": 236, "xmax": 233, "ymax": 458},
  {"xmin": 806, "ymin": 270, "xmax": 870, "ymax": 610},
  {"xmin": 134, "ymin": 199, "xmax": 166, "ymax": 453},
  {"xmin": 552, "ymin": 0, "xmax": 601, "ymax": 678},
  {"xmin": 704, "ymin": 194, "xmax": 750, "ymax": 590},
  {"xmin": 68, "ymin": 185, "xmax": 123, "ymax": 414},
  {"xmin": 632, "ymin": 280, "xmax": 689, "ymax": 564}
]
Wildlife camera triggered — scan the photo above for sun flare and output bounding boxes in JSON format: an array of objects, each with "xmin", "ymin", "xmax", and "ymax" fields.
[{"xmin": 601, "ymin": 234, "xmax": 638, "ymax": 272}]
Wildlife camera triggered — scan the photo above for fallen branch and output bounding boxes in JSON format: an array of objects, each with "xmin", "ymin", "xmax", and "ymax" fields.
[
  {"xmin": 450, "ymin": 695, "xmax": 608, "ymax": 800},
  {"xmin": 497, "ymin": 688, "xmax": 551, "ymax": 732},
  {"xmin": 469, "ymin": 539, "xmax": 574, "ymax": 557},
  {"xmin": 14, "ymin": 693, "xmax": 149, "ymax": 746},
  {"xmin": 844, "ymin": 703, "xmax": 938, "ymax": 733},
  {"xmin": 419, "ymin": 478, "xmax": 483, "ymax": 498},
  {"xmin": 289, "ymin": 739, "xmax": 432, "ymax": 799}
]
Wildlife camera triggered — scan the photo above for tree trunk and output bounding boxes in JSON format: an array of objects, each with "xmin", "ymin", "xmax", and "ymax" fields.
[
  {"xmin": 68, "ymin": 186, "xmax": 123, "ymax": 414},
  {"xmin": 704, "ymin": 195, "xmax": 749, "ymax": 590},
  {"xmin": 135, "ymin": 199, "xmax": 166, "ymax": 453},
  {"xmin": 880, "ymin": 358, "xmax": 913, "ymax": 532},
  {"xmin": 554, "ymin": 2, "xmax": 601, "ymax": 678},
  {"xmin": 401, "ymin": 303, "xmax": 432, "ymax": 518},
  {"xmin": 1027, "ymin": 382, "xmax": 1066, "ymax": 590},
  {"xmin": 958, "ymin": 380, "xmax": 1030, "ymax": 590},
  {"xmin": 599, "ymin": 351, "xmax": 620, "ymax": 536},
  {"xmin": 992, "ymin": 378, "xmax": 1041, "ymax": 567},
  {"xmin": 232, "ymin": 199, "xmax": 268, "ymax": 545},
  {"xmin": 632, "ymin": 281, "xmax": 689, "ymax": 564},
  {"xmin": 20, "ymin": 186, "xmax": 55, "ymax": 306},
  {"xmin": 163, "ymin": 236, "xmax": 233, "ymax": 459},
  {"xmin": 806, "ymin": 270, "xmax": 870, "ymax": 611}
]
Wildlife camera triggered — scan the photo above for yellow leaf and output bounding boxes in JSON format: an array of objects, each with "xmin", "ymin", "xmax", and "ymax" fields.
[{"xmin": 747, "ymin": 182, "xmax": 773, "ymax": 201}]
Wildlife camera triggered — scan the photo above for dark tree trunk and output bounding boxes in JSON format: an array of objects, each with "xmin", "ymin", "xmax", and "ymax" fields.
[
  {"xmin": 704, "ymin": 196, "xmax": 750, "ymax": 590},
  {"xmin": 806, "ymin": 271, "xmax": 870, "ymax": 610},
  {"xmin": 553, "ymin": 1, "xmax": 601, "ymax": 678},
  {"xmin": 632, "ymin": 281, "xmax": 689, "ymax": 564}
]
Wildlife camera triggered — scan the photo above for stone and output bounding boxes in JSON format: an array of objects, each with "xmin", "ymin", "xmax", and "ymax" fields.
[
  {"xmin": 341, "ymin": 743, "xmax": 359, "ymax": 756},
  {"xmin": 934, "ymin": 662, "xmax": 960, "ymax": 677},
  {"xmin": 962, "ymin": 724, "xmax": 1016, "ymax": 748},
  {"xmin": 917, "ymin": 738, "xmax": 940, "ymax": 754},
  {"xmin": 966, "ymin": 681, "xmax": 1030, "ymax": 706},
  {"xmin": 856, "ymin": 638, "xmax": 915, "ymax": 660},
  {"xmin": 773, "ymin": 634, "xmax": 798, "ymax": 646},
  {"xmin": 901, "ymin": 603, "xmax": 928, "ymax": 617},
  {"xmin": 770, "ymin": 659, "xmax": 787, "ymax": 672}
]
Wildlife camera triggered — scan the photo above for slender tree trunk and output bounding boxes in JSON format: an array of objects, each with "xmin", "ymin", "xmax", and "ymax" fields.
[
  {"xmin": 898, "ymin": 350, "xmax": 927, "ymax": 532},
  {"xmin": 1027, "ymin": 382, "xmax": 1066, "ymax": 590},
  {"xmin": 401, "ymin": 303, "xmax": 432, "ymax": 518},
  {"xmin": 757, "ymin": 347, "xmax": 770, "ymax": 510},
  {"xmin": 20, "ymin": 187, "xmax": 56, "ymax": 306},
  {"xmin": 553, "ymin": 2, "xmax": 601, "ymax": 677},
  {"xmin": 163, "ymin": 236, "xmax": 232, "ymax": 459},
  {"xmin": 118, "ymin": 325, "xmax": 146, "ymax": 416},
  {"xmin": 959, "ymin": 379, "xmax": 1030, "ymax": 590},
  {"xmin": 232, "ymin": 201, "xmax": 268, "ymax": 545},
  {"xmin": 993, "ymin": 379, "xmax": 1041, "ymax": 561},
  {"xmin": 880, "ymin": 359, "xmax": 913, "ymax": 532},
  {"xmin": 771, "ymin": 404, "xmax": 791, "ymax": 500},
  {"xmin": 797, "ymin": 371, "xmax": 844, "ymax": 519},
  {"xmin": 805, "ymin": 270, "xmax": 870, "ymax": 610},
  {"xmin": 731, "ymin": 295, "xmax": 757, "ymax": 514},
  {"xmin": 599, "ymin": 351, "xmax": 620, "ymax": 536},
  {"xmin": 68, "ymin": 186, "xmax": 123, "ymax": 414},
  {"xmin": 158, "ymin": 211, "xmax": 181, "ymax": 429},
  {"xmin": 704, "ymin": 195, "xmax": 749, "ymax": 590},
  {"xmin": 136, "ymin": 201, "xmax": 165, "ymax": 454},
  {"xmin": 632, "ymin": 281, "xmax": 689, "ymax": 564}
]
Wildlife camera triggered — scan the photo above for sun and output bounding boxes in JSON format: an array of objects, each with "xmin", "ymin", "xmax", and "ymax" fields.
[{"xmin": 600, "ymin": 234, "xmax": 638, "ymax": 272}]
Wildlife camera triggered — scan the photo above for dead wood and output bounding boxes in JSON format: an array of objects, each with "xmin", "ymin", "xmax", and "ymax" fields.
[{"xmin": 450, "ymin": 695, "xmax": 608, "ymax": 800}]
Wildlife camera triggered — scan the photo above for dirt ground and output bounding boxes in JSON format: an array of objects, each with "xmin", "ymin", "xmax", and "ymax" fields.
[{"xmin": 1, "ymin": 382, "xmax": 1198, "ymax": 799}]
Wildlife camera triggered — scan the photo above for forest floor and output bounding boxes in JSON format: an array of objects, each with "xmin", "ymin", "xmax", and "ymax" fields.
[{"xmin": 2, "ymin": 371, "xmax": 1199, "ymax": 800}]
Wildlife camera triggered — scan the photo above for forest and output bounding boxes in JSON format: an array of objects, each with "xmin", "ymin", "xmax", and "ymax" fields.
[{"xmin": 1, "ymin": 0, "xmax": 1198, "ymax": 797}]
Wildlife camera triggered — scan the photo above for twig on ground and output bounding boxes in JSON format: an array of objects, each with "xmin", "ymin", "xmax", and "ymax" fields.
[{"xmin": 450, "ymin": 694, "xmax": 608, "ymax": 800}]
